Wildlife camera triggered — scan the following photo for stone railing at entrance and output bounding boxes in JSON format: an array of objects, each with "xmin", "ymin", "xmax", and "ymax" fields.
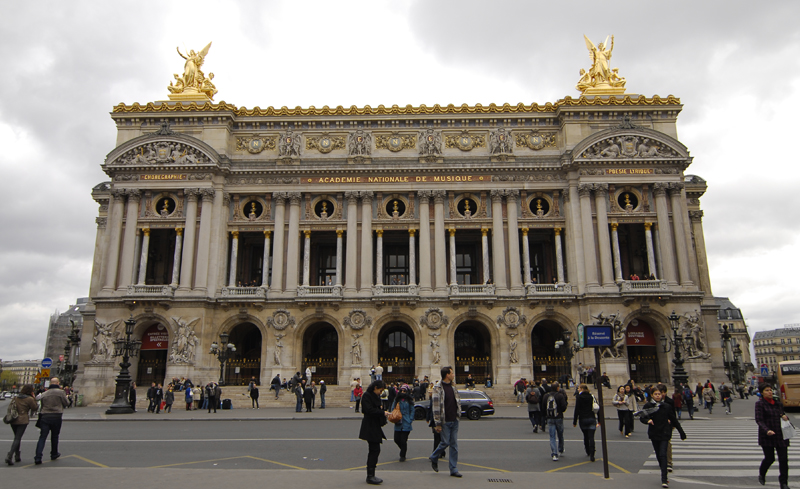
[
  {"xmin": 619, "ymin": 280, "xmax": 668, "ymax": 292},
  {"xmin": 297, "ymin": 285, "xmax": 343, "ymax": 298},
  {"xmin": 221, "ymin": 286, "xmax": 266, "ymax": 298},
  {"xmin": 449, "ymin": 284, "xmax": 496, "ymax": 296},
  {"xmin": 525, "ymin": 283, "xmax": 574, "ymax": 295},
  {"xmin": 126, "ymin": 285, "xmax": 175, "ymax": 296}
]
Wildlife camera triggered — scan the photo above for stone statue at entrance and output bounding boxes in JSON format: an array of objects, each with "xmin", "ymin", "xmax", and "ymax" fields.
[
  {"xmin": 429, "ymin": 332, "xmax": 441, "ymax": 364},
  {"xmin": 351, "ymin": 333, "xmax": 363, "ymax": 365},
  {"xmin": 89, "ymin": 319, "xmax": 120, "ymax": 363},
  {"xmin": 680, "ymin": 311, "xmax": 711, "ymax": 359},
  {"xmin": 169, "ymin": 317, "xmax": 200, "ymax": 364},
  {"xmin": 508, "ymin": 333, "xmax": 519, "ymax": 364},
  {"xmin": 274, "ymin": 333, "xmax": 285, "ymax": 366},
  {"xmin": 592, "ymin": 311, "xmax": 627, "ymax": 359}
]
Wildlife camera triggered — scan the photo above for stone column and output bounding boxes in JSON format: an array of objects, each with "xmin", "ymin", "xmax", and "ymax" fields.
[
  {"xmin": 132, "ymin": 229, "xmax": 142, "ymax": 285},
  {"xmin": 506, "ymin": 190, "xmax": 523, "ymax": 292},
  {"xmin": 521, "ymin": 228, "xmax": 532, "ymax": 285},
  {"xmin": 118, "ymin": 190, "xmax": 141, "ymax": 287},
  {"xmin": 610, "ymin": 223, "xmax": 623, "ymax": 283},
  {"xmin": 554, "ymin": 227, "xmax": 565, "ymax": 283},
  {"xmin": 302, "ymin": 230, "xmax": 311, "ymax": 286},
  {"xmin": 689, "ymin": 210, "xmax": 714, "ymax": 294},
  {"xmin": 408, "ymin": 229, "xmax": 416, "ymax": 285},
  {"xmin": 418, "ymin": 192, "xmax": 432, "ymax": 293},
  {"xmin": 375, "ymin": 230, "xmax": 384, "ymax": 286},
  {"xmin": 193, "ymin": 189, "xmax": 215, "ymax": 293},
  {"xmin": 566, "ymin": 185, "xmax": 586, "ymax": 289},
  {"xmin": 654, "ymin": 228, "xmax": 664, "ymax": 281},
  {"xmin": 433, "ymin": 190, "xmax": 447, "ymax": 292},
  {"xmin": 171, "ymin": 227, "xmax": 183, "ymax": 287},
  {"xmin": 481, "ymin": 228, "xmax": 491, "ymax": 283},
  {"xmin": 644, "ymin": 223, "xmax": 657, "ymax": 279},
  {"xmin": 360, "ymin": 191, "xmax": 374, "ymax": 292},
  {"xmin": 344, "ymin": 191, "xmax": 359, "ymax": 295},
  {"xmin": 653, "ymin": 183, "xmax": 678, "ymax": 284},
  {"xmin": 448, "ymin": 228, "xmax": 457, "ymax": 285},
  {"xmin": 284, "ymin": 192, "xmax": 302, "ymax": 293},
  {"xmin": 669, "ymin": 183, "xmax": 693, "ymax": 285},
  {"xmin": 178, "ymin": 190, "xmax": 199, "ymax": 291},
  {"xmin": 490, "ymin": 190, "xmax": 508, "ymax": 289},
  {"xmin": 228, "ymin": 231, "xmax": 239, "ymax": 287},
  {"xmin": 270, "ymin": 193, "xmax": 287, "ymax": 293},
  {"xmin": 594, "ymin": 184, "xmax": 614, "ymax": 286},
  {"xmin": 335, "ymin": 230, "xmax": 343, "ymax": 286},
  {"xmin": 103, "ymin": 189, "xmax": 126, "ymax": 291},
  {"xmin": 262, "ymin": 231, "xmax": 271, "ymax": 287},
  {"xmin": 137, "ymin": 228, "xmax": 150, "ymax": 285},
  {"xmin": 578, "ymin": 184, "xmax": 599, "ymax": 287}
]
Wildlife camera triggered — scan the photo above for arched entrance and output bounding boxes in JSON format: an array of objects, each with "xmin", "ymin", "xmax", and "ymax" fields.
[
  {"xmin": 137, "ymin": 323, "xmax": 169, "ymax": 386},
  {"xmin": 454, "ymin": 321, "xmax": 492, "ymax": 384},
  {"xmin": 531, "ymin": 320, "xmax": 570, "ymax": 382},
  {"xmin": 378, "ymin": 322, "xmax": 415, "ymax": 384},
  {"xmin": 302, "ymin": 322, "xmax": 339, "ymax": 385},
  {"xmin": 224, "ymin": 323, "xmax": 262, "ymax": 386},
  {"xmin": 626, "ymin": 318, "xmax": 662, "ymax": 383}
]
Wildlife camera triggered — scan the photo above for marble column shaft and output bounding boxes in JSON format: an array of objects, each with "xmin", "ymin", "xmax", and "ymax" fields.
[
  {"xmin": 103, "ymin": 190, "xmax": 126, "ymax": 290},
  {"xmin": 578, "ymin": 184, "xmax": 599, "ymax": 286},
  {"xmin": 448, "ymin": 228, "xmax": 457, "ymax": 285},
  {"xmin": 335, "ymin": 230, "xmax": 343, "ymax": 286},
  {"xmin": 644, "ymin": 223, "xmax": 657, "ymax": 278},
  {"xmin": 360, "ymin": 192, "xmax": 374, "ymax": 291},
  {"xmin": 433, "ymin": 190, "xmax": 447, "ymax": 291},
  {"xmin": 262, "ymin": 231, "xmax": 271, "ymax": 287},
  {"xmin": 566, "ymin": 185, "xmax": 586, "ymax": 289},
  {"xmin": 418, "ymin": 192, "xmax": 432, "ymax": 292},
  {"xmin": 228, "ymin": 231, "xmax": 239, "ymax": 287},
  {"xmin": 522, "ymin": 228, "xmax": 532, "ymax": 285},
  {"xmin": 179, "ymin": 191, "xmax": 199, "ymax": 290},
  {"xmin": 408, "ymin": 230, "xmax": 416, "ymax": 285},
  {"xmin": 375, "ymin": 230, "xmax": 384, "ymax": 286},
  {"xmin": 554, "ymin": 228, "xmax": 565, "ymax": 283},
  {"xmin": 481, "ymin": 228, "xmax": 491, "ymax": 283},
  {"xmin": 669, "ymin": 185, "xmax": 692, "ymax": 285},
  {"xmin": 653, "ymin": 184, "xmax": 678, "ymax": 284},
  {"xmin": 506, "ymin": 191, "xmax": 523, "ymax": 291},
  {"xmin": 490, "ymin": 190, "xmax": 507, "ymax": 288},
  {"xmin": 344, "ymin": 192, "xmax": 359, "ymax": 294},
  {"xmin": 118, "ymin": 190, "xmax": 141, "ymax": 287},
  {"xmin": 271, "ymin": 194, "xmax": 287, "ymax": 293},
  {"xmin": 284, "ymin": 193, "xmax": 302, "ymax": 293},
  {"xmin": 594, "ymin": 185, "xmax": 614, "ymax": 286},
  {"xmin": 171, "ymin": 228, "xmax": 183, "ymax": 286},
  {"xmin": 193, "ymin": 189, "xmax": 215, "ymax": 292},
  {"xmin": 137, "ymin": 228, "xmax": 150, "ymax": 285},
  {"xmin": 610, "ymin": 223, "xmax": 623, "ymax": 282},
  {"xmin": 302, "ymin": 230, "xmax": 311, "ymax": 286}
]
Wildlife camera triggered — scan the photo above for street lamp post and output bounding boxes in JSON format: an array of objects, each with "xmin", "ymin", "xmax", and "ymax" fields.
[
  {"xmin": 555, "ymin": 330, "xmax": 581, "ymax": 383},
  {"xmin": 106, "ymin": 316, "xmax": 142, "ymax": 415},
  {"xmin": 719, "ymin": 324, "xmax": 736, "ymax": 384},
  {"xmin": 209, "ymin": 332, "xmax": 236, "ymax": 386},
  {"xmin": 660, "ymin": 311, "xmax": 689, "ymax": 389},
  {"xmin": 65, "ymin": 320, "xmax": 81, "ymax": 388}
]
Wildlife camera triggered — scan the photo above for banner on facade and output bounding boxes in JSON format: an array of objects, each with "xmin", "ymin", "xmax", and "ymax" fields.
[
  {"xmin": 141, "ymin": 324, "xmax": 169, "ymax": 350},
  {"xmin": 626, "ymin": 322, "xmax": 656, "ymax": 346}
]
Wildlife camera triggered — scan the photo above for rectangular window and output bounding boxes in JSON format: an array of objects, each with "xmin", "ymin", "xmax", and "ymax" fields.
[
  {"xmin": 454, "ymin": 241, "xmax": 480, "ymax": 285},
  {"xmin": 316, "ymin": 245, "xmax": 337, "ymax": 286},
  {"xmin": 384, "ymin": 243, "xmax": 409, "ymax": 285}
]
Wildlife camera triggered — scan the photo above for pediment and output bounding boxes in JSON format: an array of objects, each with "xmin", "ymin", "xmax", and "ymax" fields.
[
  {"xmin": 573, "ymin": 127, "xmax": 689, "ymax": 161},
  {"xmin": 104, "ymin": 125, "xmax": 221, "ymax": 168}
]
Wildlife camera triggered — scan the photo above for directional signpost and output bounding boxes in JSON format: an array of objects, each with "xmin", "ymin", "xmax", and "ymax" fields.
[
  {"xmin": 761, "ymin": 364, "xmax": 770, "ymax": 377},
  {"xmin": 41, "ymin": 358, "xmax": 53, "ymax": 369},
  {"xmin": 584, "ymin": 323, "xmax": 613, "ymax": 479}
]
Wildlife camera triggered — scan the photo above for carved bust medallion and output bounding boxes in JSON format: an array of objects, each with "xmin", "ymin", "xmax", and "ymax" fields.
[
  {"xmin": 267, "ymin": 309, "xmax": 295, "ymax": 331},
  {"xmin": 344, "ymin": 309, "xmax": 372, "ymax": 331},
  {"xmin": 420, "ymin": 307, "xmax": 449, "ymax": 330},
  {"xmin": 497, "ymin": 306, "xmax": 527, "ymax": 330}
]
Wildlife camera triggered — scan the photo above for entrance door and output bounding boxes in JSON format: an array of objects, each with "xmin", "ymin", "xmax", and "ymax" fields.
[
  {"xmin": 626, "ymin": 319, "xmax": 661, "ymax": 383},
  {"xmin": 379, "ymin": 322, "xmax": 415, "ymax": 384},
  {"xmin": 454, "ymin": 321, "xmax": 492, "ymax": 385},
  {"xmin": 531, "ymin": 320, "xmax": 569, "ymax": 382},
  {"xmin": 225, "ymin": 323, "xmax": 262, "ymax": 386},
  {"xmin": 137, "ymin": 324, "xmax": 169, "ymax": 386},
  {"xmin": 302, "ymin": 322, "xmax": 338, "ymax": 385}
]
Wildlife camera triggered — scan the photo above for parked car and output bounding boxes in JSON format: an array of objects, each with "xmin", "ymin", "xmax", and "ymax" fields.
[{"xmin": 413, "ymin": 389, "xmax": 494, "ymax": 420}]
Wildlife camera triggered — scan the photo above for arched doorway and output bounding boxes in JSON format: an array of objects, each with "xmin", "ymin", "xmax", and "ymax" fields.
[
  {"xmin": 454, "ymin": 321, "xmax": 492, "ymax": 384},
  {"xmin": 378, "ymin": 322, "xmax": 415, "ymax": 384},
  {"xmin": 224, "ymin": 323, "xmax": 262, "ymax": 386},
  {"xmin": 531, "ymin": 320, "xmax": 570, "ymax": 382},
  {"xmin": 626, "ymin": 318, "xmax": 662, "ymax": 383},
  {"xmin": 137, "ymin": 323, "xmax": 169, "ymax": 386},
  {"xmin": 302, "ymin": 322, "xmax": 339, "ymax": 385}
]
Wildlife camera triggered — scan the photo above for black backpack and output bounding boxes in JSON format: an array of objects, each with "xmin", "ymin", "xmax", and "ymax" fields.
[
  {"xmin": 526, "ymin": 389, "xmax": 540, "ymax": 405},
  {"xmin": 546, "ymin": 394, "xmax": 558, "ymax": 418}
]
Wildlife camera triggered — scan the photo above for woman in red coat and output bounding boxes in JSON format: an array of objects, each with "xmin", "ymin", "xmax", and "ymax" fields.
[{"xmin": 755, "ymin": 384, "xmax": 791, "ymax": 489}]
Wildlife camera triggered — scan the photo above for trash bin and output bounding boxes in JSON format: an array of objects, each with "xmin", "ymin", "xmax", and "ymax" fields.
[{"xmin": 76, "ymin": 394, "xmax": 84, "ymax": 407}]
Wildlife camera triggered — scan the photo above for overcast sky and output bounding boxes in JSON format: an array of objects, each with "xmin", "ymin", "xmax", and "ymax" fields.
[{"xmin": 1, "ymin": 1, "xmax": 799, "ymax": 360}]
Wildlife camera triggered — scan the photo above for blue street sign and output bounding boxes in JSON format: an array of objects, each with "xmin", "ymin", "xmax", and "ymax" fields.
[
  {"xmin": 585, "ymin": 325, "xmax": 613, "ymax": 347},
  {"xmin": 41, "ymin": 358, "xmax": 53, "ymax": 368},
  {"xmin": 761, "ymin": 367, "xmax": 770, "ymax": 376}
]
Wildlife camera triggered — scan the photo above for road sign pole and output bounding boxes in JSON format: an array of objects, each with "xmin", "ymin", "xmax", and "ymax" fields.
[{"xmin": 595, "ymin": 346, "xmax": 610, "ymax": 479}]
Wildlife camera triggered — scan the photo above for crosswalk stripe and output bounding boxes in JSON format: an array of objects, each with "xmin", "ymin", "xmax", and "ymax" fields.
[{"xmin": 644, "ymin": 461, "xmax": 800, "ymax": 467}]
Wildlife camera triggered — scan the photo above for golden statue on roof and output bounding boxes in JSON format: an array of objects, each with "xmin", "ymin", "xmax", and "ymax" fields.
[
  {"xmin": 168, "ymin": 42, "xmax": 218, "ymax": 101},
  {"xmin": 577, "ymin": 35, "xmax": 626, "ymax": 95}
]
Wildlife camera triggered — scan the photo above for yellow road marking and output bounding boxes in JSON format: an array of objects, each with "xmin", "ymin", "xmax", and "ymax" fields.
[
  {"xmin": 149, "ymin": 456, "xmax": 249, "ymax": 468},
  {"xmin": 545, "ymin": 460, "xmax": 592, "ymax": 472},
  {"xmin": 70, "ymin": 454, "xmax": 110, "ymax": 468},
  {"xmin": 546, "ymin": 459, "xmax": 630, "ymax": 474},
  {"xmin": 343, "ymin": 457, "xmax": 427, "ymax": 471},
  {"xmin": 244, "ymin": 456, "xmax": 307, "ymax": 470},
  {"xmin": 606, "ymin": 461, "xmax": 631, "ymax": 474},
  {"xmin": 458, "ymin": 462, "xmax": 510, "ymax": 472}
]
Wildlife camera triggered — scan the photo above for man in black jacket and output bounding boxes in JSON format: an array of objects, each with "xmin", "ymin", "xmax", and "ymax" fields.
[
  {"xmin": 542, "ymin": 382, "xmax": 568, "ymax": 461},
  {"xmin": 319, "ymin": 380, "xmax": 327, "ymax": 408},
  {"xmin": 271, "ymin": 374, "xmax": 282, "ymax": 399},
  {"xmin": 146, "ymin": 382, "xmax": 156, "ymax": 413},
  {"xmin": 153, "ymin": 384, "xmax": 164, "ymax": 414}
]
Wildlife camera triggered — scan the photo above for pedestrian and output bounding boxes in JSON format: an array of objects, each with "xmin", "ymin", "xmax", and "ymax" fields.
[
  {"xmin": 129, "ymin": 382, "xmax": 137, "ymax": 412},
  {"xmin": 420, "ymin": 377, "xmax": 429, "ymax": 400},
  {"xmin": 391, "ymin": 384, "xmax": 415, "ymax": 461},
  {"xmin": 5, "ymin": 384, "xmax": 38, "ymax": 465},
  {"xmin": 310, "ymin": 381, "xmax": 317, "ymax": 410},
  {"xmin": 351, "ymin": 377, "xmax": 359, "ymax": 402},
  {"xmin": 213, "ymin": 383, "xmax": 222, "ymax": 411},
  {"xmin": 33, "ymin": 378, "xmax": 69, "ymax": 465},
  {"xmin": 429, "ymin": 366, "xmax": 462, "ymax": 477},
  {"xmin": 703, "ymin": 384, "xmax": 716, "ymax": 414},
  {"xmin": 426, "ymin": 385, "xmax": 444, "ymax": 456},
  {"xmin": 514, "ymin": 378, "xmax": 526, "ymax": 404},
  {"xmin": 271, "ymin": 374, "xmax": 281, "ymax": 399},
  {"xmin": 185, "ymin": 385, "xmax": 194, "ymax": 411},
  {"xmin": 164, "ymin": 386, "xmax": 174, "ymax": 413},
  {"xmin": 154, "ymin": 384, "xmax": 164, "ymax": 413},
  {"xmin": 526, "ymin": 381, "xmax": 542, "ymax": 433},
  {"xmin": 146, "ymin": 382, "xmax": 156, "ymax": 412},
  {"xmin": 672, "ymin": 388, "xmax": 683, "ymax": 419},
  {"xmin": 201, "ymin": 383, "xmax": 210, "ymax": 411},
  {"xmin": 354, "ymin": 382, "xmax": 364, "ymax": 413},
  {"xmin": 387, "ymin": 383, "xmax": 397, "ymax": 411},
  {"xmin": 207, "ymin": 383, "xmax": 217, "ymax": 413},
  {"xmin": 682, "ymin": 384, "xmax": 695, "ymax": 420},
  {"xmin": 250, "ymin": 382, "xmax": 259, "ymax": 409},
  {"xmin": 374, "ymin": 364, "xmax": 383, "ymax": 381},
  {"xmin": 295, "ymin": 379, "xmax": 306, "ymax": 412},
  {"xmin": 359, "ymin": 380, "xmax": 389, "ymax": 485},
  {"xmin": 319, "ymin": 380, "xmax": 327, "ymax": 409},
  {"xmin": 639, "ymin": 386, "xmax": 686, "ymax": 488},
  {"xmin": 755, "ymin": 383, "xmax": 791, "ymax": 489},
  {"xmin": 542, "ymin": 381, "xmax": 568, "ymax": 461},
  {"xmin": 573, "ymin": 384, "xmax": 598, "ymax": 462},
  {"xmin": 720, "ymin": 383, "xmax": 732, "ymax": 414},
  {"xmin": 192, "ymin": 385, "xmax": 201, "ymax": 410},
  {"xmin": 613, "ymin": 385, "xmax": 631, "ymax": 437},
  {"xmin": 465, "ymin": 374, "xmax": 475, "ymax": 390},
  {"xmin": 695, "ymin": 382, "xmax": 704, "ymax": 403}
]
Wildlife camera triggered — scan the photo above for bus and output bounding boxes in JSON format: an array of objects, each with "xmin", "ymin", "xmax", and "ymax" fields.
[{"xmin": 777, "ymin": 360, "xmax": 800, "ymax": 407}]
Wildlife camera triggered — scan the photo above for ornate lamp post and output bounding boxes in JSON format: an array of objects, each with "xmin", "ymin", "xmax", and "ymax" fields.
[
  {"xmin": 106, "ymin": 316, "xmax": 142, "ymax": 415},
  {"xmin": 209, "ymin": 332, "xmax": 236, "ymax": 385},
  {"xmin": 660, "ymin": 311, "xmax": 688, "ymax": 388},
  {"xmin": 65, "ymin": 320, "xmax": 82, "ymax": 387},
  {"xmin": 555, "ymin": 330, "xmax": 581, "ymax": 382},
  {"xmin": 719, "ymin": 324, "xmax": 735, "ymax": 383}
]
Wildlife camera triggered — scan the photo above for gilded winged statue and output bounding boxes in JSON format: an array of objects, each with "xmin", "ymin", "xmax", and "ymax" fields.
[
  {"xmin": 577, "ymin": 35, "xmax": 626, "ymax": 94},
  {"xmin": 168, "ymin": 42, "xmax": 218, "ymax": 100}
]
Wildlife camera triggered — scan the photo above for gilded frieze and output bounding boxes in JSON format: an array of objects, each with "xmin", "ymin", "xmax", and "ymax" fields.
[
  {"xmin": 375, "ymin": 133, "xmax": 415, "ymax": 152},
  {"xmin": 236, "ymin": 136, "xmax": 277, "ymax": 154},
  {"xmin": 445, "ymin": 131, "xmax": 486, "ymax": 151},
  {"xmin": 306, "ymin": 134, "xmax": 345, "ymax": 154},
  {"xmin": 514, "ymin": 132, "xmax": 556, "ymax": 150}
]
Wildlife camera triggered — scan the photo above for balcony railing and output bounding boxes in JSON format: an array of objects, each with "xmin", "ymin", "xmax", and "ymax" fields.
[
  {"xmin": 126, "ymin": 285, "xmax": 175, "ymax": 296},
  {"xmin": 221, "ymin": 286, "xmax": 266, "ymax": 298},
  {"xmin": 619, "ymin": 280, "xmax": 668, "ymax": 292},
  {"xmin": 449, "ymin": 284, "xmax": 496, "ymax": 296},
  {"xmin": 526, "ymin": 283, "xmax": 574, "ymax": 295},
  {"xmin": 372, "ymin": 284, "xmax": 419, "ymax": 296},
  {"xmin": 297, "ymin": 285, "xmax": 343, "ymax": 298}
]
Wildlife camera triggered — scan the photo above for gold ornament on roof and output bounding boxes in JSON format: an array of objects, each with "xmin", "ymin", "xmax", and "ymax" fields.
[
  {"xmin": 168, "ymin": 42, "xmax": 218, "ymax": 101},
  {"xmin": 577, "ymin": 35, "xmax": 626, "ymax": 95}
]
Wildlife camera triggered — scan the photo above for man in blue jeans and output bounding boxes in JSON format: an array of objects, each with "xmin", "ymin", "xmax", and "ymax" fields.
[
  {"xmin": 542, "ymin": 381, "xmax": 568, "ymax": 461},
  {"xmin": 35, "ymin": 378, "xmax": 69, "ymax": 464},
  {"xmin": 429, "ymin": 366, "xmax": 462, "ymax": 477}
]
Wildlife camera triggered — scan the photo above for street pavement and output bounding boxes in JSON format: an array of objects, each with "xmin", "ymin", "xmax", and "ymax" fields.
[{"xmin": 1, "ymin": 393, "xmax": 796, "ymax": 488}]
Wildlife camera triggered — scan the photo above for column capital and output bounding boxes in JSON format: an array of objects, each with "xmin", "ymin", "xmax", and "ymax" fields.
[
  {"xmin": 689, "ymin": 210, "xmax": 704, "ymax": 221},
  {"xmin": 448, "ymin": 228, "xmax": 456, "ymax": 237},
  {"xmin": 594, "ymin": 183, "xmax": 609, "ymax": 195},
  {"xmin": 95, "ymin": 217, "xmax": 107, "ymax": 228},
  {"xmin": 263, "ymin": 230, "xmax": 272, "ymax": 238},
  {"xmin": 336, "ymin": 229, "xmax": 343, "ymax": 237},
  {"xmin": 668, "ymin": 182, "xmax": 685, "ymax": 194},
  {"xmin": 432, "ymin": 189, "xmax": 447, "ymax": 203},
  {"xmin": 142, "ymin": 228, "xmax": 150, "ymax": 236},
  {"xmin": 652, "ymin": 182, "xmax": 669, "ymax": 196},
  {"xmin": 610, "ymin": 222, "xmax": 618, "ymax": 231},
  {"xmin": 111, "ymin": 189, "xmax": 127, "ymax": 201},
  {"xmin": 521, "ymin": 227, "xmax": 529, "ymax": 236},
  {"xmin": 304, "ymin": 230, "xmax": 311, "ymax": 238},
  {"xmin": 360, "ymin": 190, "xmax": 374, "ymax": 203},
  {"xmin": 577, "ymin": 184, "xmax": 594, "ymax": 197},
  {"xmin": 408, "ymin": 228, "xmax": 416, "ymax": 237},
  {"xmin": 185, "ymin": 188, "xmax": 201, "ymax": 201},
  {"xmin": 554, "ymin": 227, "xmax": 561, "ymax": 236},
  {"xmin": 287, "ymin": 192, "xmax": 302, "ymax": 205},
  {"xmin": 505, "ymin": 189, "xmax": 520, "ymax": 201},
  {"xmin": 126, "ymin": 189, "xmax": 142, "ymax": 202},
  {"xmin": 200, "ymin": 188, "xmax": 216, "ymax": 200},
  {"xmin": 273, "ymin": 191, "xmax": 288, "ymax": 204},
  {"xmin": 376, "ymin": 229, "xmax": 383, "ymax": 237},
  {"xmin": 644, "ymin": 222, "xmax": 653, "ymax": 230},
  {"xmin": 490, "ymin": 189, "xmax": 504, "ymax": 202},
  {"xmin": 481, "ymin": 228, "xmax": 488, "ymax": 236},
  {"xmin": 231, "ymin": 230, "xmax": 239, "ymax": 239},
  {"xmin": 176, "ymin": 227, "xmax": 183, "ymax": 236},
  {"xmin": 345, "ymin": 190, "xmax": 359, "ymax": 204}
]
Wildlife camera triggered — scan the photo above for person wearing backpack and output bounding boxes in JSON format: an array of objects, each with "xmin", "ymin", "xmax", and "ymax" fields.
[
  {"xmin": 573, "ymin": 384, "xmax": 599, "ymax": 462},
  {"xmin": 682, "ymin": 385, "xmax": 695, "ymax": 420},
  {"xmin": 526, "ymin": 382, "xmax": 542, "ymax": 433},
  {"xmin": 5, "ymin": 384, "xmax": 38, "ymax": 465},
  {"xmin": 542, "ymin": 381, "xmax": 568, "ymax": 461}
]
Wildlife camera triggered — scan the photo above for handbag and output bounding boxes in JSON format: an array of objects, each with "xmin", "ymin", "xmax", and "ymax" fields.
[
  {"xmin": 591, "ymin": 394, "xmax": 600, "ymax": 414},
  {"xmin": 388, "ymin": 402, "xmax": 403, "ymax": 424},
  {"xmin": 781, "ymin": 418, "xmax": 796, "ymax": 440},
  {"xmin": 3, "ymin": 398, "xmax": 19, "ymax": 424}
]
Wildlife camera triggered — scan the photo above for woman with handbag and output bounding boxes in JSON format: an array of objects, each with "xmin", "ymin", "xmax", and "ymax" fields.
[
  {"xmin": 390, "ymin": 384, "xmax": 415, "ymax": 461},
  {"xmin": 755, "ymin": 384, "xmax": 791, "ymax": 489},
  {"xmin": 359, "ymin": 380, "xmax": 389, "ymax": 485},
  {"xmin": 5, "ymin": 385, "xmax": 38, "ymax": 465},
  {"xmin": 572, "ymin": 384, "xmax": 599, "ymax": 461}
]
